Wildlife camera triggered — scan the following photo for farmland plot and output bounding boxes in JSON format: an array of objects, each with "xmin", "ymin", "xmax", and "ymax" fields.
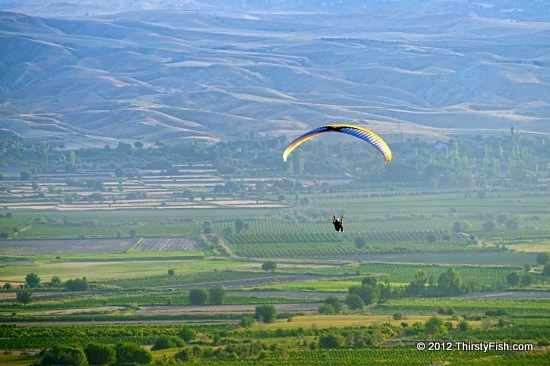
[
  {"xmin": 0, "ymin": 238, "xmax": 135, "ymax": 255},
  {"xmin": 133, "ymin": 237, "xmax": 203, "ymax": 252}
]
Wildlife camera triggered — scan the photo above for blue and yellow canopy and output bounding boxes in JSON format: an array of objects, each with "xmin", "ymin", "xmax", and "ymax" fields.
[{"xmin": 283, "ymin": 124, "xmax": 392, "ymax": 163}]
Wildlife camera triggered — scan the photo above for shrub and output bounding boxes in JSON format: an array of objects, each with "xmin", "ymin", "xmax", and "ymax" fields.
[
  {"xmin": 188, "ymin": 288, "xmax": 208, "ymax": 305},
  {"xmin": 239, "ymin": 316, "xmax": 255, "ymax": 328},
  {"xmin": 84, "ymin": 343, "xmax": 116, "ymax": 366},
  {"xmin": 255, "ymin": 305, "xmax": 277, "ymax": 323},
  {"xmin": 114, "ymin": 342, "xmax": 152, "ymax": 365},
  {"xmin": 178, "ymin": 326, "xmax": 197, "ymax": 342},
  {"xmin": 65, "ymin": 277, "xmax": 89, "ymax": 291},
  {"xmin": 318, "ymin": 334, "xmax": 345, "ymax": 349},
  {"xmin": 151, "ymin": 336, "xmax": 184, "ymax": 350},
  {"xmin": 208, "ymin": 285, "xmax": 226, "ymax": 305},
  {"xmin": 41, "ymin": 345, "xmax": 87, "ymax": 366},
  {"xmin": 318, "ymin": 303, "xmax": 336, "ymax": 314}
]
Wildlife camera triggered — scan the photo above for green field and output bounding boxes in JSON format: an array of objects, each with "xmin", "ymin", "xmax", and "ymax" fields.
[{"xmin": 1, "ymin": 189, "xmax": 549, "ymax": 365}]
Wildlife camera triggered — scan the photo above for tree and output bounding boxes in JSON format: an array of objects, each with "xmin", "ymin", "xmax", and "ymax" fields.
[
  {"xmin": 458, "ymin": 320, "xmax": 471, "ymax": 332},
  {"xmin": 361, "ymin": 276, "xmax": 378, "ymax": 287},
  {"xmin": 261, "ymin": 261, "xmax": 277, "ymax": 272},
  {"xmin": 323, "ymin": 296, "xmax": 342, "ymax": 313},
  {"xmin": 348, "ymin": 285, "xmax": 379, "ymax": 306},
  {"xmin": 255, "ymin": 304, "xmax": 277, "ymax": 323},
  {"xmin": 114, "ymin": 342, "xmax": 152, "ymax": 366},
  {"xmin": 208, "ymin": 285, "xmax": 226, "ymax": 305},
  {"xmin": 151, "ymin": 336, "xmax": 184, "ymax": 350},
  {"xmin": 25, "ymin": 272, "xmax": 41, "ymax": 288},
  {"xmin": 318, "ymin": 303, "xmax": 336, "ymax": 314},
  {"xmin": 437, "ymin": 267, "xmax": 462, "ymax": 296},
  {"xmin": 16, "ymin": 289, "xmax": 33, "ymax": 305},
  {"xmin": 50, "ymin": 276, "xmax": 62, "ymax": 287},
  {"xmin": 168, "ymin": 269, "xmax": 175, "ymax": 276},
  {"xmin": 344, "ymin": 293, "xmax": 365, "ymax": 310},
  {"xmin": 521, "ymin": 273, "xmax": 535, "ymax": 287},
  {"xmin": 239, "ymin": 315, "xmax": 255, "ymax": 328},
  {"xmin": 188, "ymin": 288, "xmax": 208, "ymax": 305},
  {"xmin": 543, "ymin": 265, "xmax": 550, "ymax": 277},
  {"xmin": 41, "ymin": 345, "xmax": 87, "ymax": 366},
  {"xmin": 65, "ymin": 277, "xmax": 89, "ymax": 291},
  {"xmin": 318, "ymin": 334, "xmax": 345, "ymax": 349},
  {"xmin": 536, "ymin": 252, "xmax": 550, "ymax": 266},
  {"xmin": 84, "ymin": 343, "xmax": 116, "ymax": 366},
  {"xmin": 452, "ymin": 222, "xmax": 463, "ymax": 232},
  {"xmin": 506, "ymin": 272, "xmax": 521, "ymax": 287},
  {"xmin": 425, "ymin": 316, "xmax": 448, "ymax": 338},
  {"xmin": 406, "ymin": 270, "xmax": 427, "ymax": 297},
  {"xmin": 178, "ymin": 326, "xmax": 197, "ymax": 342}
]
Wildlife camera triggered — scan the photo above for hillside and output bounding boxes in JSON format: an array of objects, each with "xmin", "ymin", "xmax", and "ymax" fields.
[{"xmin": 1, "ymin": 1, "xmax": 549, "ymax": 148}]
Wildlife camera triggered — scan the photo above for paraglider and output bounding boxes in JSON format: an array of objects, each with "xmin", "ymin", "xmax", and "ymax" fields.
[
  {"xmin": 282, "ymin": 124, "xmax": 392, "ymax": 164},
  {"xmin": 332, "ymin": 214, "xmax": 344, "ymax": 232},
  {"xmin": 283, "ymin": 124, "xmax": 392, "ymax": 233}
]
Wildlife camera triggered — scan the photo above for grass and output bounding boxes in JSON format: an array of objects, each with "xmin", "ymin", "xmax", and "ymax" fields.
[
  {"xmin": 0, "ymin": 353, "xmax": 40, "ymax": 366},
  {"xmin": 0, "ymin": 257, "xmax": 257, "ymax": 282},
  {"xmin": 236, "ymin": 278, "xmax": 362, "ymax": 292}
]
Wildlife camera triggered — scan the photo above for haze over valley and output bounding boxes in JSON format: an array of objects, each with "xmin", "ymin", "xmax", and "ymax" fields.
[{"xmin": 1, "ymin": 0, "xmax": 549, "ymax": 148}]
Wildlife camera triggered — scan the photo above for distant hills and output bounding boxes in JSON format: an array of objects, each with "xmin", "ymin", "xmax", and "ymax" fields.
[{"xmin": 1, "ymin": 0, "xmax": 549, "ymax": 148}]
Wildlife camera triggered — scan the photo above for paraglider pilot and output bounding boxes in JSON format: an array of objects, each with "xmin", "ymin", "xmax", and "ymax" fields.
[{"xmin": 332, "ymin": 215, "xmax": 344, "ymax": 232}]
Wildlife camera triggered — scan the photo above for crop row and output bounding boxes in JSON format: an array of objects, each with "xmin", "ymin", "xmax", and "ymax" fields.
[
  {"xmin": 133, "ymin": 237, "xmax": 203, "ymax": 252},
  {"xmin": 274, "ymin": 262, "xmax": 517, "ymax": 286},
  {"xmin": 103, "ymin": 271, "xmax": 282, "ymax": 289},
  {"xmin": 234, "ymin": 244, "xmax": 482, "ymax": 259},
  {"xmin": 215, "ymin": 218, "xmax": 465, "ymax": 235},
  {"xmin": 16, "ymin": 222, "xmax": 200, "ymax": 239},
  {"xmin": 124, "ymin": 352, "xmax": 546, "ymax": 366},
  {"xmin": 0, "ymin": 238, "xmax": 135, "ymax": 255},
  {"xmin": 374, "ymin": 298, "xmax": 550, "ymax": 317},
  {"xmin": 227, "ymin": 231, "xmax": 457, "ymax": 245}
]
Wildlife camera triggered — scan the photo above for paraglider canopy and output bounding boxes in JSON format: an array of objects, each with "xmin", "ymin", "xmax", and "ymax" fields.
[{"xmin": 283, "ymin": 124, "xmax": 392, "ymax": 163}]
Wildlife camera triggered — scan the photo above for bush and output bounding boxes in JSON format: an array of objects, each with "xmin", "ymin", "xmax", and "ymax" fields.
[
  {"xmin": 175, "ymin": 348, "xmax": 193, "ymax": 362},
  {"xmin": 65, "ymin": 277, "xmax": 89, "ymax": 291},
  {"xmin": 84, "ymin": 343, "xmax": 116, "ymax": 366},
  {"xmin": 188, "ymin": 288, "xmax": 208, "ymax": 305},
  {"xmin": 323, "ymin": 296, "xmax": 342, "ymax": 313},
  {"xmin": 261, "ymin": 261, "xmax": 277, "ymax": 272},
  {"xmin": 348, "ymin": 285, "xmax": 379, "ymax": 306},
  {"xmin": 151, "ymin": 336, "xmax": 184, "ymax": 350},
  {"xmin": 536, "ymin": 252, "xmax": 550, "ymax": 265},
  {"xmin": 239, "ymin": 316, "xmax": 255, "ymax": 328},
  {"xmin": 178, "ymin": 326, "xmax": 197, "ymax": 342},
  {"xmin": 114, "ymin": 342, "xmax": 152, "ymax": 365},
  {"xmin": 255, "ymin": 305, "xmax": 277, "ymax": 323},
  {"xmin": 41, "ymin": 345, "xmax": 87, "ymax": 366},
  {"xmin": 344, "ymin": 294, "xmax": 365, "ymax": 310},
  {"xmin": 318, "ymin": 303, "xmax": 336, "ymax": 314},
  {"xmin": 425, "ymin": 316, "xmax": 447, "ymax": 337},
  {"xmin": 318, "ymin": 334, "xmax": 345, "ymax": 349},
  {"xmin": 208, "ymin": 285, "xmax": 226, "ymax": 305},
  {"xmin": 485, "ymin": 309, "xmax": 508, "ymax": 317}
]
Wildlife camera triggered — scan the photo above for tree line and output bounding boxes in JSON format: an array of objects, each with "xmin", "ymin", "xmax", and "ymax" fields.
[{"xmin": 2, "ymin": 130, "xmax": 548, "ymax": 191}]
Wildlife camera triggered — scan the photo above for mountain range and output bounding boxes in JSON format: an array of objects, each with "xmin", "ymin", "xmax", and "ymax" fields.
[{"xmin": 1, "ymin": 0, "xmax": 549, "ymax": 148}]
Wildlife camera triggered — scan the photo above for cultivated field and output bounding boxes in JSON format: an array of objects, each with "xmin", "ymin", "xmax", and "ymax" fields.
[{"xmin": 1, "ymin": 187, "xmax": 549, "ymax": 365}]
